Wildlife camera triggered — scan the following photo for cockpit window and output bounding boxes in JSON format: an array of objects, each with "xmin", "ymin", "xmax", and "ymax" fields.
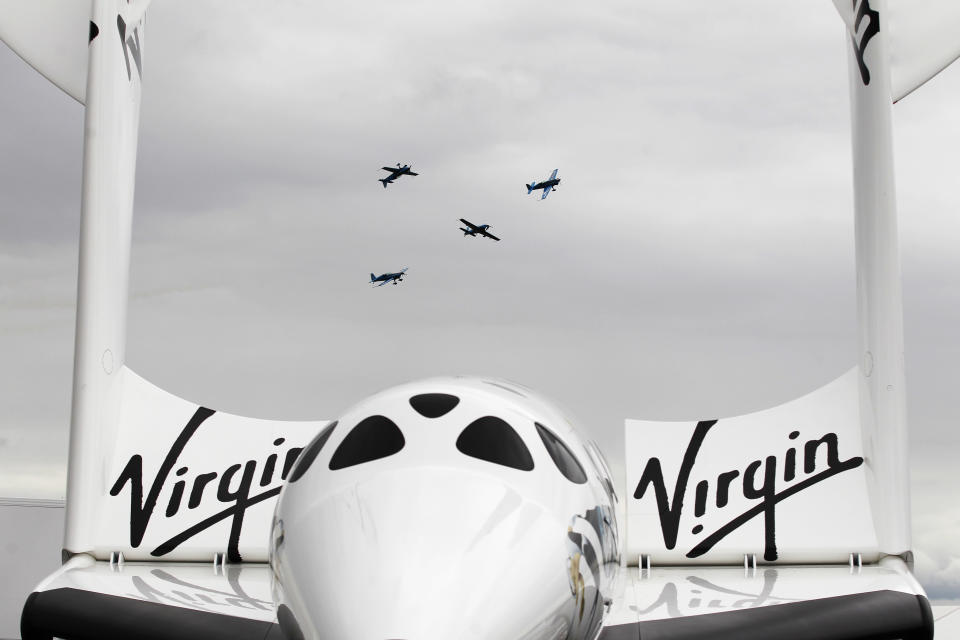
[
  {"xmin": 288, "ymin": 421, "xmax": 337, "ymax": 483},
  {"xmin": 535, "ymin": 422, "xmax": 587, "ymax": 484},
  {"xmin": 329, "ymin": 415, "xmax": 405, "ymax": 470},
  {"xmin": 409, "ymin": 393, "xmax": 460, "ymax": 418},
  {"xmin": 456, "ymin": 416, "xmax": 534, "ymax": 471}
]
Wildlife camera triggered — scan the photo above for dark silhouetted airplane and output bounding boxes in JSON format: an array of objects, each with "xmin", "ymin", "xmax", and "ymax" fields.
[
  {"xmin": 459, "ymin": 218, "xmax": 500, "ymax": 241},
  {"xmin": 370, "ymin": 267, "xmax": 408, "ymax": 286},
  {"xmin": 379, "ymin": 164, "xmax": 418, "ymax": 188}
]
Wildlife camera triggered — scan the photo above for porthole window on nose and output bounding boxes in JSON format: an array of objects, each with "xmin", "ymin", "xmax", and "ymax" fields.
[
  {"xmin": 456, "ymin": 416, "xmax": 534, "ymax": 471},
  {"xmin": 535, "ymin": 422, "xmax": 587, "ymax": 484},
  {"xmin": 329, "ymin": 415, "xmax": 405, "ymax": 470},
  {"xmin": 409, "ymin": 393, "xmax": 460, "ymax": 418},
  {"xmin": 288, "ymin": 421, "xmax": 337, "ymax": 483}
]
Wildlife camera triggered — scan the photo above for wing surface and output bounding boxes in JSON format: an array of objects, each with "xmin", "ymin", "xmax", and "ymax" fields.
[
  {"xmin": 459, "ymin": 218, "xmax": 479, "ymax": 231},
  {"xmin": 549, "ymin": 168, "xmax": 558, "ymax": 180},
  {"xmin": 480, "ymin": 229, "xmax": 500, "ymax": 241},
  {"xmin": 541, "ymin": 184, "xmax": 553, "ymax": 199},
  {"xmin": 381, "ymin": 167, "xmax": 397, "ymax": 172},
  {"xmin": 21, "ymin": 555, "xmax": 286, "ymax": 640},
  {"xmin": 407, "ymin": 171, "xmax": 419, "ymax": 176},
  {"xmin": 599, "ymin": 560, "xmax": 932, "ymax": 640},
  {"xmin": 0, "ymin": 0, "xmax": 92, "ymax": 103}
]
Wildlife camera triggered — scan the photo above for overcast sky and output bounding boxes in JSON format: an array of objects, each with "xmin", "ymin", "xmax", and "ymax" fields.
[{"xmin": 2, "ymin": 1, "xmax": 959, "ymax": 599}]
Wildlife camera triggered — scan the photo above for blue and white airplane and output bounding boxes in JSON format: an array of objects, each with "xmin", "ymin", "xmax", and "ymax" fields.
[
  {"xmin": 379, "ymin": 163, "xmax": 418, "ymax": 188},
  {"xmin": 459, "ymin": 218, "xmax": 500, "ymax": 241},
  {"xmin": 370, "ymin": 268, "xmax": 408, "ymax": 286},
  {"xmin": 526, "ymin": 168, "xmax": 560, "ymax": 199}
]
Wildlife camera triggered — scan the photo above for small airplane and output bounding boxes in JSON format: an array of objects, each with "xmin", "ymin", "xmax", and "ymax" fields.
[
  {"xmin": 370, "ymin": 268, "xmax": 408, "ymax": 286},
  {"xmin": 458, "ymin": 218, "xmax": 500, "ymax": 241},
  {"xmin": 526, "ymin": 168, "xmax": 560, "ymax": 199},
  {"xmin": 379, "ymin": 163, "xmax": 418, "ymax": 188}
]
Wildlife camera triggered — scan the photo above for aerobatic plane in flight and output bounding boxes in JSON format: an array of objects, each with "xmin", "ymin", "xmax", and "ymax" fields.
[
  {"xmin": 379, "ymin": 163, "xmax": 418, "ymax": 188},
  {"xmin": 459, "ymin": 218, "xmax": 500, "ymax": 241},
  {"xmin": 370, "ymin": 267, "xmax": 408, "ymax": 286},
  {"xmin": 8, "ymin": 1, "xmax": 958, "ymax": 639},
  {"xmin": 526, "ymin": 168, "xmax": 560, "ymax": 199}
]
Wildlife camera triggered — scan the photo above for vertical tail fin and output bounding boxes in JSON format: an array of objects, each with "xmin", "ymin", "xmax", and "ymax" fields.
[
  {"xmin": 622, "ymin": 0, "xmax": 960, "ymax": 567},
  {"xmin": 5, "ymin": 1, "xmax": 330, "ymax": 562},
  {"xmin": 844, "ymin": 0, "xmax": 911, "ymax": 556},
  {"xmin": 65, "ymin": 0, "xmax": 148, "ymax": 555}
]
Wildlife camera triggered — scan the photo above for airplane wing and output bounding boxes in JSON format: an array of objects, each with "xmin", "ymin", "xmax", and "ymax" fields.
[
  {"xmin": 541, "ymin": 184, "xmax": 553, "ymax": 199},
  {"xmin": 599, "ymin": 561, "xmax": 932, "ymax": 640},
  {"xmin": 459, "ymin": 218, "xmax": 480, "ymax": 231},
  {"xmin": 407, "ymin": 171, "xmax": 419, "ymax": 176},
  {"xmin": 602, "ymin": 369, "xmax": 934, "ymax": 639},
  {"xmin": 381, "ymin": 167, "xmax": 397, "ymax": 172},
  {"xmin": 480, "ymin": 229, "xmax": 500, "ymax": 241},
  {"xmin": 549, "ymin": 168, "xmax": 558, "ymax": 180},
  {"xmin": 21, "ymin": 555, "xmax": 285, "ymax": 640}
]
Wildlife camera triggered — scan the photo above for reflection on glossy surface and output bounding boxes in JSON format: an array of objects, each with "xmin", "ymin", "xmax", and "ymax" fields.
[{"xmin": 272, "ymin": 377, "xmax": 620, "ymax": 640}]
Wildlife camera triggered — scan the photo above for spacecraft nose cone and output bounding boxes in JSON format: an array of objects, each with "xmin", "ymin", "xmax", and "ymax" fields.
[{"xmin": 273, "ymin": 467, "xmax": 574, "ymax": 640}]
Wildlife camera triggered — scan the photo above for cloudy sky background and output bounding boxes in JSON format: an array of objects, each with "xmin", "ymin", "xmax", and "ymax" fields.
[{"xmin": 2, "ymin": 1, "xmax": 959, "ymax": 599}]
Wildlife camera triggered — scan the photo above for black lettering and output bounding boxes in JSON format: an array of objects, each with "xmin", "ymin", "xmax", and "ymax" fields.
[
  {"xmin": 632, "ymin": 421, "xmax": 716, "ymax": 549},
  {"xmin": 694, "ymin": 480, "xmax": 709, "ymax": 518},
  {"xmin": 688, "ymin": 455, "xmax": 863, "ymax": 559},
  {"xmin": 784, "ymin": 432, "xmax": 799, "ymax": 482},
  {"xmin": 151, "ymin": 485, "xmax": 281, "ymax": 557},
  {"xmin": 217, "ymin": 460, "xmax": 258, "ymax": 562},
  {"xmin": 116, "ymin": 15, "xmax": 143, "ymax": 82},
  {"xmin": 804, "ymin": 433, "xmax": 841, "ymax": 473},
  {"xmin": 166, "ymin": 480, "xmax": 185, "ymax": 518},
  {"xmin": 743, "ymin": 456, "xmax": 778, "ymax": 561},
  {"xmin": 109, "ymin": 407, "xmax": 216, "ymax": 547},
  {"xmin": 716, "ymin": 470, "xmax": 740, "ymax": 509},
  {"xmin": 189, "ymin": 472, "xmax": 218, "ymax": 509},
  {"xmin": 260, "ymin": 454, "xmax": 277, "ymax": 487},
  {"xmin": 851, "ymin": 0, "xmax": 880, "ymax": 85},
  {"xmin": 281, "ymin": 447, "xmax": 303, "ymax": 480}
]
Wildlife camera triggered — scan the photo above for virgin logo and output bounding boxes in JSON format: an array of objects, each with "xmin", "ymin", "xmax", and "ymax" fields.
[
  {"xmin": 110, "ymin": 408, "xmax": 304, "ymax": 562},
  {"xmin": 632, "ymin": 420, "xmax": 864, "ymax": 561}
]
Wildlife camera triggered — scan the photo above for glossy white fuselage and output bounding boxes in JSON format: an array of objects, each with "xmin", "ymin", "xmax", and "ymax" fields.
[{"xmin": 272, "ymin": 378, "xmax": 619, "ymax": 640}]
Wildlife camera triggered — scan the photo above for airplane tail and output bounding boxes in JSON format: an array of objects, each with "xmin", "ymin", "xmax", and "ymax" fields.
[
  {"xmin": 370, "ymin": 273, "xmax": 376, "ymax": 282},
  {"xmin": 526, "ymin": 183, "xmax": 534, "ymax": 194},
  {"xmin": 624, "ymin": 0, "xmax": 960, "ymax": 570},
  {"xmin": 0, "ymin": 0, "xmax": 327, "ymax": 564}
]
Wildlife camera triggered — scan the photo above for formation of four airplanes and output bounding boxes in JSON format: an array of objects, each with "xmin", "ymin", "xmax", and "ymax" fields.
[{"xmin": 369, "ymin": 164, "xmax": 562, "ymax": 286}]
